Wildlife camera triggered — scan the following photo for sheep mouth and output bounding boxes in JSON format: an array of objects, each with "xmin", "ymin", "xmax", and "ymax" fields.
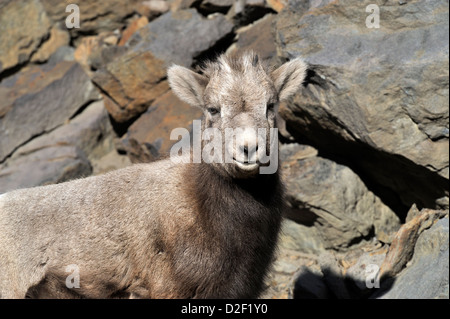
[{"xmin": 233, "ymin": 158, "xmax": 260, "ymax": 172}]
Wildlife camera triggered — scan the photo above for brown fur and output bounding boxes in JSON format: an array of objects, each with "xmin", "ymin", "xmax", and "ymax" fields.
[{"xmin": 177, "ymin": 163, "xmax": 284, "ymax": 298}]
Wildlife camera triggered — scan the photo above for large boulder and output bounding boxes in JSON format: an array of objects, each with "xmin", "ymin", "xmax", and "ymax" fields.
[
  {"xmin": 119, "ymin": 90, "xmax": 203, "ymax": 162},
  {"xmin": 0, "ymin": 0, "xmax": 52, "ymax": 76},
  {"xmin": 30, "ymin": 23, "xmax": 71, "ymax": 63},
  {"xmin": 0, "ymin": 61, "xmax": 100, "ymax": 162},
  {"xmin": 375, "ymin": 215, "xmax": 449, "ymax": 299},
  {"xmin": 92, "ymin": 9, "xmax": 234, "ymax": 124},
  {"xmin": 283, "ymin": 208, "xmax": 449, "ymax": 299},
  {"xmin": 0, "ymin": 100, "xmax": 112, "ymax": 193},
  {"xmin": 0, "ymin": 145, "xmax": 91, "ymax": 193},
  {"xmin": 228, "ymin": 13, "xmax": 277, "ymax": 62},
  {"xmin": 281, "ymin": 143, "xmax": 401, "ymax": 249},
  {"xmin": 39, "ymin": 0, "xmax": 139, "ymax": 38},
  {"xmin": 274, "ymin": 0, "xmax": 449, "ymax": 210}
]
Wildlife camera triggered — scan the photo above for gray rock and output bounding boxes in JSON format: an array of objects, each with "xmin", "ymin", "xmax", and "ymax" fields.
[
  {"xmin": 0, "ymin": 0, "xmax": 52, "ymax": 75},
  {"xmin": 278, "ymin": 218, "xmax": 325, "ymax": 254},
  {"xmin": 275, "ymin": 0, "xmax": 449, "ymax": 209},
  {"xmin": 291, "ymin": 264, "xmax": 330, "ymax": 299},
  {"xmin": 374, "ymin": 216, "xmax": 449, "ymax": 299},
  {"xmin": 227, "ymin": 14, "xmax": 278, "ymax": 62},
  {"xmin": 0, "ymin": 146, "xmax": 91, "ymax": 193},
  {"xmin": 39, "ymin": 0, "xmax": 139, "ymax": 37},
  {"xmin": 129, "ymin": 9, "xmax": 234, "ymax": 67},
  {"xmin": 0, "ymin": 61, "xmax": 100, "ymax": 162},
  {"xmin": 30, "ymin": 23, "xmax": 70, "ymax": 63},
  {"xmin": 119, "ymin": 90, "xmax": 203, "ymax": 163},
  {"xmin": 0, "ymin": 100, "xmax": 110, "ymax": 193},
  {"xmin": 318, "ymin": 251, "xmax": 352, "ymax": 299},
  {"xmin": 136, "ymin": 0, "xmax": 170, "ymax": 18},
  {"xmin": 48, "ymin": 46, "xmax": 76, "ymax": 64},
  {"xmin": 10, "ymin": 100, "xmax": 112, "ymax": 162},
  {"xmin": 199, "ymin": 0, "xmax": 234, "ymax": 12},
  {"xmin": 262, "ymin": 236, "xmax": 321, "ymax": 299},
  {"xmin": 281, "ymin": 143, "xmax": 401, "ymax": 249},
  {"xmin": 345, "ymin": 249, "xmax": 386, "ymax": 294},
  {"xmin": 379, "ymin": 207, "xmax": 448, "ymax": 280},
  {"xmin": 288, "ymin": 243, "xmax": 389, "ymax": 299},
  {"xmin": 90, "ymin": 148, "xmax": 132, "ymax": 176},
  {"xmin": 225, "ymin": 0, "xmax": 273, "ymax": 27},
  {"xmin": 92, "ymin": 9, "xmax": 233, "ymax": 123},
  {"xmin": 170, "ymin": 0, "xmax": 198, "ymax": 11}
]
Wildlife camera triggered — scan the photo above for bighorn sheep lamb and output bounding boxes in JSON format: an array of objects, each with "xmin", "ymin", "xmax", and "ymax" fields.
[{"xmin": 0, "ymin": 52, "xmax": 307, "ymax": 298}]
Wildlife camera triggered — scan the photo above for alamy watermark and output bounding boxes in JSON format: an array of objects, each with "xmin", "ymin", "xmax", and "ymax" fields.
[
  {"xmin": 65, "ymin": 4, "xmax": 80, "ymax": 29},
  {"xmin": 366, "ymin": 4, "xmax": 380, "ymax": 29},
  {"xmin": 169, "ymin": 120, "xmax": 279, "ymax": 174},
  {"xmin": 365, "ymin": 264, "xmax": 380, "ymax": 289},
  {"xmin": 65, "ymin": 264, "xmax": 80, "ymax": 289}
]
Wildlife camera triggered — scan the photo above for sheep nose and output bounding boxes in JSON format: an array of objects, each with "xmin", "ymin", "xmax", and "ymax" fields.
[
  {"xmin": 239, "ymin": 142, "xmax": 258, "ymax": 163},
  {"xmin": 240, "ymin": 144, "xmax": 258, "ymax": 158},
  {"xmin": 232, "ymin": 126, "xmax": 260, "ymax": 165}
]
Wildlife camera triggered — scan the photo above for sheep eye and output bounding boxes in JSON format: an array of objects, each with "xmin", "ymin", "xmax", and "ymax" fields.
[
  {"xmin": 207, "ymin": 107, "xmax": 220, "ymax": 116},
  {"xmin": 267, "ymin": 103, "xmax": 275, "ymax": 111}
]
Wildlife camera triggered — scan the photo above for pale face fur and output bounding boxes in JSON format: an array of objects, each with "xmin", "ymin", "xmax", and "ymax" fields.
[{"xmin": 168, "ymin": 52, "xmax": 307, "ymax": 179}]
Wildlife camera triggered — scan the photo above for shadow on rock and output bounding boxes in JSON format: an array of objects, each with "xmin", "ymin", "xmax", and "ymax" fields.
[{"xmin": 292, "ymin": 266, "xmax": 396, "ymax": 299}]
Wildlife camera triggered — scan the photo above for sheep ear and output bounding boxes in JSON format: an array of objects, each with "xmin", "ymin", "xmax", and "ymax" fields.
[
  {"xmin": 271, "ymin": 58, "xmax": 308, "ymax": 101},
  {"xmin": 168, "ymin": 65, "xmax": 208, "ymax": 107}
]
